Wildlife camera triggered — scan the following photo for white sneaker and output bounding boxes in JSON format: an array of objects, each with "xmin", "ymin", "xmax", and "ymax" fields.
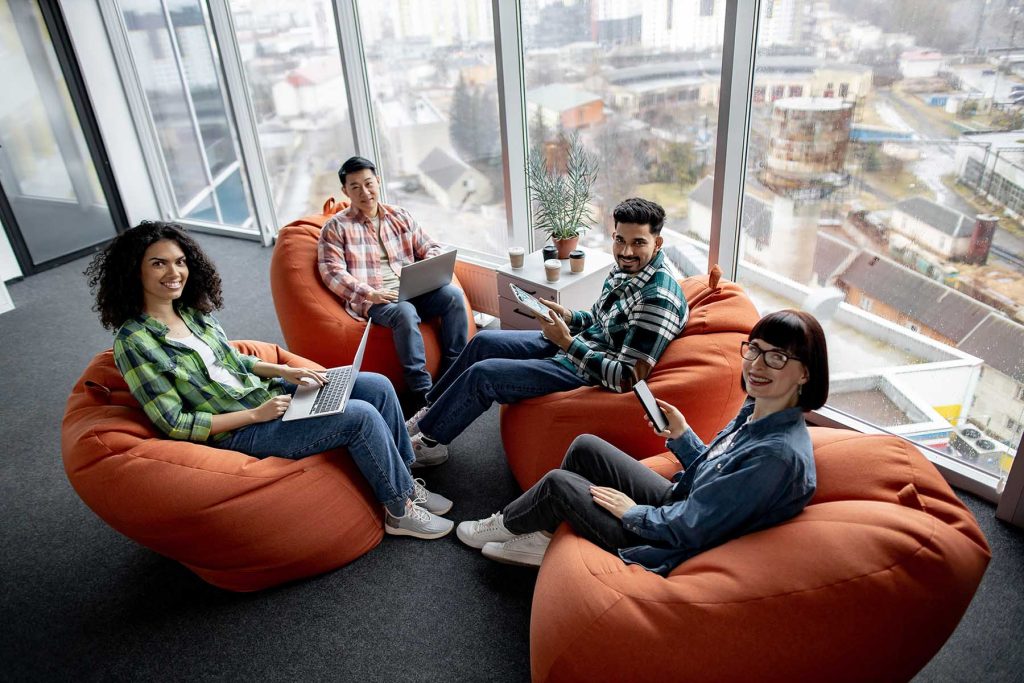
[
  {"xmin": 413, "ymin": 478, "xmax": 453, "ymax": 515},
  {"xmin": 456, "ymin": 512, "xmax": 516, "ymax": 549},
  {"xmin": 384, "ymin": 502, "xmax": 454, "ymax": 540},
  {"xmin": 406, "ymin": 405, "xmax": 430, "ymax": 436},
  {"xmin": 481, "ymin": 532, "xmax": 552, "ymax": 567},
  {"xmin": 411, "ymin": 433, "xmax": 449, "ymax": 468}
]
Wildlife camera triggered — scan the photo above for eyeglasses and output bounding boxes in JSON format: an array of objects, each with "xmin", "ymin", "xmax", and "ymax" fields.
[{"xmin": 740, "ymin": 341, "xmax": 800, "ymax": 370}]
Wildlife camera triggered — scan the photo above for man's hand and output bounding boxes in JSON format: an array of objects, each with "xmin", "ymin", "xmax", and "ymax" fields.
[
  {"xmin": 367, "ymin": 289, "xmax": 399, "ymax": 304},
  {"xmin": 590, "ymin": 486, "xmax": 637, "ymax": 519},
  {"xmin": 539, "ymin": 309, "xmax": 573, "ymax": 350},
  {"xmin": 537, "ymin": 298, "xmax": 571, "ymax": 325}
]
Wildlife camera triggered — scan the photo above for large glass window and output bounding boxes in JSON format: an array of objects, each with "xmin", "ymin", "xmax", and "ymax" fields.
[
  {"xmin": 119, "ymin": 0, "xmax": 255, "ymax": 230},
  {"xmin": 522, "ymin": 0, "xmax": 724, "ymax": 256},
  {"xmin": 698, "ymin": 0, "xmax": 1024, "ymax": 483},
  {"xmin": 355, "ymin": 0, "xmax": 507, "ymax": 257},
  {"xmin": 229, "ymin": 0, "xmax": 355, "ymax": 225}
]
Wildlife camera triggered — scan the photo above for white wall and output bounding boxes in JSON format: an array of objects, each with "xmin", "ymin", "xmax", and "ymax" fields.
[
  {"xmin": 60, "ymin": 0, "xmax": 159, "ymax": 225},
  {"xmin": 0, "ymin": 214, "xmax": 23, "ymax": 282}
]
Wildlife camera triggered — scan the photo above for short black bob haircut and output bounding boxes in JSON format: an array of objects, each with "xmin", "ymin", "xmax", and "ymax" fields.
[
  {"xmin": 85, "ymin": 221, "xmax": 223, "ymax": 331},
  {"xmin": 338, "ymin": 156, "xmax": 378, "ymax": 187},
  {"xmin": 742, "ymin": 309, "xmax": 829, "ymax": 412},
  {"xmin": 613, "ymin": 197, "xmax": 666, "ymax": 235}
]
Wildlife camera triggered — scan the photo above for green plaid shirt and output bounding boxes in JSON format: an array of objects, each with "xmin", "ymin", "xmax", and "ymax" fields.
[
  {"xmin": 113, "ymin": 308, "xmax": 285, "ymax": 443},
  {"xmin": 555, "ymin": 250, "xmax": 687, "ymax": 392}
]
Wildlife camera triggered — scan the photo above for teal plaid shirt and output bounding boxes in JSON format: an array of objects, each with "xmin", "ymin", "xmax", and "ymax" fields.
[
  {"xmin": 554, "ymin": 250, "xmax": 687, "ymax": 392},
  {"xmin": 113, "ymin": 308, "xmax": 285, "ymax": 443}
]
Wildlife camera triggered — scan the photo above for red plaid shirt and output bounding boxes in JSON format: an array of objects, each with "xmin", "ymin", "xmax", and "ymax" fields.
[{"xmin": 317, "ymin": 202, "xmax": 442, "ymax": 320}]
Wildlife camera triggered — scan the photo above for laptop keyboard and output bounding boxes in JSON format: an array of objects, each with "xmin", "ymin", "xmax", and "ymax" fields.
[{"xmin": 310, "ymin": 366, "xmax": 353, "ymax": 414}]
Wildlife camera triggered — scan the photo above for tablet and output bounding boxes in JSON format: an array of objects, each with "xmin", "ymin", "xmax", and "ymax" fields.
[
  {"xmin": 633, "ymin": 379, "xmax": 669, "ymax": 433},
  {"xmin": 509, "ymin": 282, "xmax": 553, "ymax": 322}
]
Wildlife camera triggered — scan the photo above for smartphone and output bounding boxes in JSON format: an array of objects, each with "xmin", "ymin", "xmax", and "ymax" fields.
[
  {"xmin": 633, "ymin": 379, "xmax": 669, "ymax": 433},
  {"xmin": 509, "ymin": 282, "xmax": 553, "ymax": 322}
]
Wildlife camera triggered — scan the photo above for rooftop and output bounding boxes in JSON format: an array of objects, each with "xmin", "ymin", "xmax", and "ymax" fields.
[
  {"xmin": 893, "ymin": 197, "xmax": 974, "ymax": 238},
  {"xmin": 526, "ymin": 84, "xmax": 602, "ymax": 112}
]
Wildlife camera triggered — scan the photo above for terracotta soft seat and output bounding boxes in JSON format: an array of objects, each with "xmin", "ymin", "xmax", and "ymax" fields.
[
  {"xmin": 500, "ymin": 270, "xmax": 759, "ymax": 489},
  {"xmin": 270, "ymin": 199, "xmax": 476, "ymax": 390},
  {"xmin": 61, "ymin": 341, "xmax": 383, "ymax": 592},
  {"xmin": 529, "ymin": 428, "xmax": 991, "ymax": 683}
]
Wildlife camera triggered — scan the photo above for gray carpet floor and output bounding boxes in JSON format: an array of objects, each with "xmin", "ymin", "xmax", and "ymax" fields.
[{"xmin": 0, "ymin": 232, "xmax": 1021, "ymax": 681}]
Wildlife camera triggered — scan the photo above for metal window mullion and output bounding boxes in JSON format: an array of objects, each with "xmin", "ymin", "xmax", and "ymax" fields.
[
  {"xmin": 97, "ymin": 0, "xmax": 178, "ymax": 220},
  {"xmin": 997, "ymin": 433, "xmax": 1024, "ymax": 527},
  {"xmin": 206, "ymin": 0, "xmax": 278, "ymax": 245},
  {"xmin": 493, "ymin": 0, "xmax": 531, "ymax": 249},
  {"xmin": 158, "ymin": 0, "xmax": 221, "ymax": 221},
  {"xmin": 709, "ymin": 0, "xmax": 759, "ymax": 280},
  {"xmin": 333, "ymin": 0, "xmax": 383, "ymax": 199}
]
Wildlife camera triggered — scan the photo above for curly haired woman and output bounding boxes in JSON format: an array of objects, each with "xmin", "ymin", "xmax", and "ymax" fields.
[{"xmin": 86, "ymin": 221, "xmax": 453, "ymax": 539}]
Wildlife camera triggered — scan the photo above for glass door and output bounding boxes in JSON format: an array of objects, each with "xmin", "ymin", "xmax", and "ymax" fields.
[{"xmin": 0, "ymin": 0, "xmax": 119, "ymax": 270}]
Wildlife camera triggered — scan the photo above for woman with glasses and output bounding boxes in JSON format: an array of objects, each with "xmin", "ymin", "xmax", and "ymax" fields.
[{"xmin": 456, "ymin": 309, "xmax": 829, "ymax": 574}]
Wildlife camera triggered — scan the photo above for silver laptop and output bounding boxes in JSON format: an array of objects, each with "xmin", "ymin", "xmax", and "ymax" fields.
[
  {"xmin": 397, "ymin": 249, "xmax": 457, "ymax": 301},
  {"xmin": 282, "ymin": 322, "xmax": 373, "ymax": 421}
]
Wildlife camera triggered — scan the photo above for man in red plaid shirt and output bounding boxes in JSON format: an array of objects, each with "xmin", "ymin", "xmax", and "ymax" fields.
[{"xmin": 318, "ymin": 157, "xmax": 468, "ymax": 408}]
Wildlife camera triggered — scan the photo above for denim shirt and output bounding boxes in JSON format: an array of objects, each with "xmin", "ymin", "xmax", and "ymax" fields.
[{"xmin": 618, "ymin": 399, "xmax": 816, "ymax": 576}]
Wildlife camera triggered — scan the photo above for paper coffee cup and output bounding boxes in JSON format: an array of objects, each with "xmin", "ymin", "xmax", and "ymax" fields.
[
  {"xmin": 508, "ymin": 246, "xmax": 525, "ymax": 268},
  {"xmin": 544, "ymin": 258, "xmax": 562, "ymax": 282}
]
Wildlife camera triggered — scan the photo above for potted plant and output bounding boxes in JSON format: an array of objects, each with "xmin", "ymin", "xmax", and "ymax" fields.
[{"xmin": 527, "ymin": 132, "xmax": 599, "ymax": 258}]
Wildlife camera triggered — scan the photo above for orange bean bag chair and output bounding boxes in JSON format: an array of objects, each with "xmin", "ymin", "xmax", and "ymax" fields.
[
  {"xmin": 61, "ymin": 341, "xmax": 383, "ymax": 592},
  {"xmin": 500, "ymin": 269, "xmax": 759, "ymax": 489},
  {"xmin": 529, "ymin": 428, "xmax": 991, "ymax": 683},
  {"xmin": 270, "ymin": 198, "xmax": 476, "ymax": 391}
]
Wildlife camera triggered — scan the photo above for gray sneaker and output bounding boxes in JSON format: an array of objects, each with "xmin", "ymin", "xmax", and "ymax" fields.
[
  {"xmin": 406, "ymin": 405, "xmax": 430, "ymax": 436},
  {"xmin": 385, "ymin": 503, "xmax": 454, "ymax": 540},
  {"xmin": 413, "ymin": 478, "xmax": 453, "ymax": 515},
  {"xmin": 456, "ymin": 512, "xmax": 516, "ymax": 549},
  {"xmin": 411, "ymin": 433, "xmax": 449, "ymax": 468},
  {"xmin": 481, "ymin": 532, "xmax": 551, "ymax": 567}
]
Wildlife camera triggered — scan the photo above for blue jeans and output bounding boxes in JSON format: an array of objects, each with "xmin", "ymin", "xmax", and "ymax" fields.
[
  {"xmin": 220, "ymin": 372, "xmax": 415, "ymax": 509},
  {"xmin": 416, "ymin": 330, "xmax": 588, "ymax": 445},
  {"xmin": 367, "ymin": 283, "xmax": 468, "ymax": 393}
]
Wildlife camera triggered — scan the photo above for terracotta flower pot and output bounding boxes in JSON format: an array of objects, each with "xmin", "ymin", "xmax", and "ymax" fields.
[{"xmin": 554, "ymin": 236, "xmax": 579, "ymax": 258}]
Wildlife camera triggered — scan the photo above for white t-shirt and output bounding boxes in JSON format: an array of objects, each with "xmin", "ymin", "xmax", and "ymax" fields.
[{"xmin": 172, "ymin": 333, "xmax": 246, "ymax": 391}]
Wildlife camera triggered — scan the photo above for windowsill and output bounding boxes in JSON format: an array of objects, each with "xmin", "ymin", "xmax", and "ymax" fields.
[{"xmin": 808, "ymin": 406, "xmax": 1001, "ymax": 503}]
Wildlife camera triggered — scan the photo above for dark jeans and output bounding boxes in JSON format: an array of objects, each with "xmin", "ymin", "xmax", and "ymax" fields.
[
  {"xmin": 367, "ymin": 283, "xmax": 467, "ymax": 393},
  {"xmin": 502, "ymin": 434, "xmax": 673, "ymax": 552},
  {"xmin": 417, "ymin": 330, "xmax": 587, "ymax": 444}
]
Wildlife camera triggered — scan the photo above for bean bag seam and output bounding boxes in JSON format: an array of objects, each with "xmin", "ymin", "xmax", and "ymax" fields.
[{"xmin": 581, "ymin": 512, "xmax": 941, "ymax": 606}]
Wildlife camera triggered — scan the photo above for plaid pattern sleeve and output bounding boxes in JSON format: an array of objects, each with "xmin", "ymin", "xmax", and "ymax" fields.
[
  {"xmin": 559, "ymin": 252, "xmax": 687, "ymax": 393},
  {"xmin": 317, "ymin": 204, "xmax": 442, "ymax": 319},
  {"xmin": 114, "ymin": 331, "xmax": 214, "ymax": 442},
  {"xmin": 112, "ymin": 310, "xmax": 284, "ymax": 443}
]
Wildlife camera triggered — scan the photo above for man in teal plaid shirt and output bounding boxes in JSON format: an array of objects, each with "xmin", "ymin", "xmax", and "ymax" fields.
[{"xmin": 406, "ymin": 198, "xmax": 688, "ymax": 467}]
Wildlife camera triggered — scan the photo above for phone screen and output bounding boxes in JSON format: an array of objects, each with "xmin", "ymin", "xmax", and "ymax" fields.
[
  {"xmin": 633, "ymin": 380, "xmax": 669, "ymax": 433},
  {"xmin": 509, "ymin": 283, "xmax": 553, "ymax": 321}
]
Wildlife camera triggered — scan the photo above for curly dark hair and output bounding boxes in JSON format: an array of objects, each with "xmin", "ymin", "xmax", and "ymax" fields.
[{"xmin": 85, "ymin": 221, "xmax": 223, "ymax": 330}]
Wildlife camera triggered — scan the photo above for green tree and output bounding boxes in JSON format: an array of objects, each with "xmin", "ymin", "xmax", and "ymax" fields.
[{"xmin": 450, "ymin": 74, "xmax": 475, "ymax": 162}]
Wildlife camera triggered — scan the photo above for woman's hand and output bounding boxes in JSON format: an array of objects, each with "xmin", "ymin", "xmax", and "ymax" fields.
[
  {"xmin": 649, "ymin": 398, "xmax": 688, "ymax": 440},
  {"xmin": 279, "ymin": 366, "xmax": 328, "ymax": 387},
  {"xmin": 251, "ymin": 395, "xmax": 292, "ymax": 423},
  {"xmin": 590, "ymin": 486, "xmax": 637, "ymax": 519},
  {"xmin": 537, "ymin": 298, "xmax": 571, "ymax": 325}
]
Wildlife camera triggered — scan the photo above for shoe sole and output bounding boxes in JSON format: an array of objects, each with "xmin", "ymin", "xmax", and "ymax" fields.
[
  {"xmin": 456, "ymin": 525, "xmax": 514, "ymax": 549},
  {"xmin": 384, "ymin": 523, "xmax": 453, "ymax": 540},
  {"xmin": 481, "ymin": 545, "xmax": 544, "ymax": 567},
  {"xmin": 410, "ymin": 453, "xmax": 449, "ymax": 469}
]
